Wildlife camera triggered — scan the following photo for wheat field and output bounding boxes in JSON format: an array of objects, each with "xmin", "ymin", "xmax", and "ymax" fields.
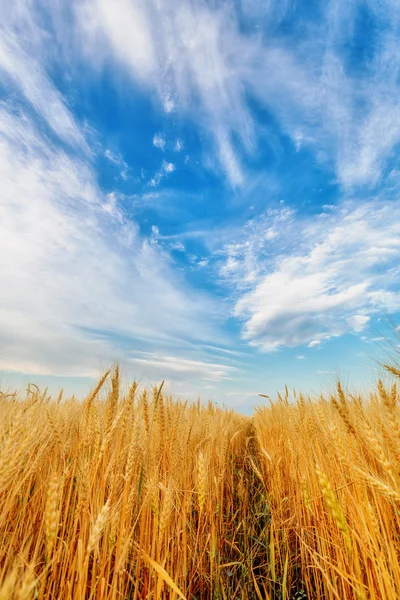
[{"xmin": 0, "ymin": 365, "xmax": 400, "ymax": 599}]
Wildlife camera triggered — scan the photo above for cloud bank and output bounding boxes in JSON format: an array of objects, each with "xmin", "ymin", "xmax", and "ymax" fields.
[{"xmin": 222, "ymin": 202, "xmax": 400, "ymax": 350}]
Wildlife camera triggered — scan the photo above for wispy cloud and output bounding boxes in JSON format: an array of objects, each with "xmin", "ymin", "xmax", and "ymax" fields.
[
  {"xmin": 0, "ymin": 31, "xmax": 88, "ymax": 152},
  {"xmin": 0, "ymin": 97, "xmax": 218, "ymax": 376},
  {"xmin": 245, "ymin": 1, "xmax": 400, "ymax": 189},
  {"xmin": 174, "ymin": 139, "xmax": 183, "ymax": 152},
  {"xmin": 221, "ymin": 201, "xmax": 400, "ymax": 350},
  {"xmin": 75, "ymin": 0, "xmax": 254, "ymax": 186},
  {"xmin": 5, "ymin": 0, "xmax": 400, "ymax": 194},
  {"xmin": 73, "ymin": 0, "xmax": 400, "ymax": 191},
  {"xmin": 149, "ymin": 160, "xmax": 176, "ymax": 187},
  {"xmin": 129, "ymin": 354, "xmax": 239, "ymax": 382},
  {"xmin": 104, "ymin": 149, "xmax": 129, "ymax": 180}
]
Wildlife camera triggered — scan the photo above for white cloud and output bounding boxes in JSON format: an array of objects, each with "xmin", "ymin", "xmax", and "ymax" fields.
[
  {"xmin": 0, "ymin": 102, "xmax": 219, "ymax": 377},
  {"xmin": 171, "ymin": 241, "xmax": 185, "ymax": 252},
  {"xmin": 220, "ymin": 206, "xmax": 295, "ymax": 286},
  {"xmin": 308, "ymin": 341, "xmax": 321, "ymax": 349},
  {"xmin": 149, "ymin": 160, "xmax": 176, "ymax": 187},
  {"xmin": 77, "ymin": 0, "xmax": 157, "ymax": 81},
  {"xmin": 162, "ymin": 93, "xmax": 175, "ymax": 113},
  {"xmin": 104, "ymin": 149, "xmax": 129, "ymax": 180},
  {"xmin": 347, "ymin": 315, "xmax": 370, "ymax": 332},
  {"xmin": 5, "ymin": 0, "xmax": 400, "ymax": 192},
  {"xmin": 203, "ymin": 345, "xmax": 248, "ymax": 358},
  {"xmin": 72, "ymin": 0, "xmax": 400, "ymax": 190},
  {"xmin": 74, "ymin": 0, "xmax": 253, "ymax": 186},
  {"xmin": 163, "ymin": 161, "xmax": 175, "ymax": 173},
  {"xmin": 244, "ymin": 1, "xmax": 400, "ymax": 189},
  {"xmin": 153, "ymin": 133, "xmax": 166, "ymax": 150},
  {"xmin": 129, "ymin": 354, "xmax": 239, "ymax": 382},
  {"xmin": 197, "ymin": 258, "xmax": 209, "ymax": 268},
  {"xmin": 221, "ymin": 201, "xmax": 400, "ymax": 350},
  {"xmin": 174, "ymin": 139, "xmax": 183, "ymax": 152},
  {"xmin": 0, "ymin": 31, "xmax": 88, "ymax": 152}
]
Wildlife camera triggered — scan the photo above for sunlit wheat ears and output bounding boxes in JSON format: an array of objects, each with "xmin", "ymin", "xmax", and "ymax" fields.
[
  {"xmin": 384, "ymin": 364, "xmax": 400, "ymax": 378},
  {"xmin": 45, "ymin": 472, "xmax": 60, "ymax": 558},
  {"xmin": 315, "ymin": 463, "xmax": 351, "ymax": 550},
  {"xmin": 86, "ymin": 499, "xmax": 111, "ymax": 556},
  {"xmin": 196, "ymin": 451, "xmax": 206, "ymax": 513}
]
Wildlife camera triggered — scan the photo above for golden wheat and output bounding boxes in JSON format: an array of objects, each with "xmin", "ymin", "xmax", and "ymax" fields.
[{"xmin": 0, "ymin": 367, "xmax": 399, "ymax": 598}]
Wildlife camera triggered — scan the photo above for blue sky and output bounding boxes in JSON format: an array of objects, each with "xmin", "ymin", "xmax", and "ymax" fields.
[{"xmin": 1, "ymin": 0, "xmax": 400, "ymax": 412}]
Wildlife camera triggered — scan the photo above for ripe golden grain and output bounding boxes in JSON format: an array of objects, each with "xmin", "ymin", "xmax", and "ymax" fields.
[
  {"xmin": 45, "ymin": 472, "xmax": 60, "ymax": 557},
  {"xmin": 0, "ymin": 369, "xmax": 400, "ymax": 599},
  {"xmin": 196, "ymin": 451, "xmax": 206, "ymax": 513},
  {"xmin": 315, "ymin": 463, "xmax": 351, "ymax": 549},
  {"xmin": 86, "ymin": 499, "xmax": 110, "ymax": 555}
]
